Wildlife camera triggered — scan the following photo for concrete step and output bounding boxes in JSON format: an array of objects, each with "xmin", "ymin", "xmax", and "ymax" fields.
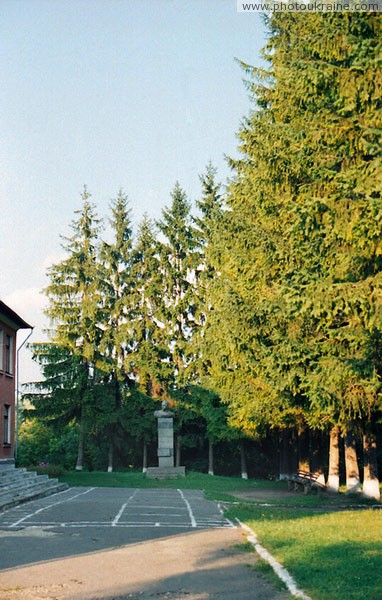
[
  {"xmin": 0, "ymin": 459, "xmax": 15, "ymax": 466},
  {"xmin": 0, "ymin": 476, "xmax": 50, "ymax": 499},
  {"xmin": 0, "ymin": 464, "xmax": 17, "ymax": 475},
  {"xmin": 0, "ymin": 465, "xmax": 69, "ymax": 513},
  {"xmin": 0, "ymin": 481, "xmax": 68, "ymax": 513},
  {"xmin": 0, "ymin": 469, "xmax": 35, "ymax": 486}
]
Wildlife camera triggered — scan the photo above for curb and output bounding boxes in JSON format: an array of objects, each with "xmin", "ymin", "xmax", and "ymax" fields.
[{"xmin": 236, "ymin": 518, "xmax": 312, "ymax": 600}]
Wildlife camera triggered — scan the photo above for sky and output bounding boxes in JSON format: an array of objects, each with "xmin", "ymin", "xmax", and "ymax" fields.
[{"xmin": 0, "ymin": 0, "xmax": 266, "ymax": 384}]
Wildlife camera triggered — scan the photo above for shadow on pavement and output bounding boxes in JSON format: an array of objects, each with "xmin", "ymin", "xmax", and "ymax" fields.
[{"xmin": 0, "ymin": 529, "xmax": 290, "ymax": 600}]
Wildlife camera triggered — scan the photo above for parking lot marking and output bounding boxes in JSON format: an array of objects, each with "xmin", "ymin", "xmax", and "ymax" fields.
[
  {"xmin": 177, "ymin": 489, "xmax": 196, "ymax": 527},
  {"xmin": 0, "ymin": 488, "xmax": 236, "ymax": 532},
  {"xmin": 112, "ymin": 490, "xmax": 138, "ymax": 526},
  {"xmin": 9, "ymin": 487, "xmax": 95, "ymax": 528},
  {"xmin": 5, "ymin": 521, "xmax": 235, "ymax": 529}
]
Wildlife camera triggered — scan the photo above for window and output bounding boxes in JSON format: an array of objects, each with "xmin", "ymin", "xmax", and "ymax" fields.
[
  {"xmin": 5, "ymin": 334, "xmax": 13, "ymax": 375},
  {"xmin": 0, "ymin": 330, "xmax": 3, "ymax": 371},
  {"xmin": 3, "ymin": 405, "xmax": 11, "ymax": 445}
]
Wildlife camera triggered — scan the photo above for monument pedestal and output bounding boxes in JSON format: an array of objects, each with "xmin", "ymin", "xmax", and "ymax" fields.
[
  {"xmin": 146, "ymin": 401, "xmax": 186, "ymax": 479},
  {"xmin": 146, "ymin": 466, "xmax": 185, "ymax": 479},
  {"xmin": 157, "ymin": 417, "xmax": 174, "ymax": 467}
]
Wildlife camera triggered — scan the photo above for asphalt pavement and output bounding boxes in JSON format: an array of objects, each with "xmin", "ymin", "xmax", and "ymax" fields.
[{"xmin": 0, "ymin": 487, "xmax": 290, "ymax": 599}]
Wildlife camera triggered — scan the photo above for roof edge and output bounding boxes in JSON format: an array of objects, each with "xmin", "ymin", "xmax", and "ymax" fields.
[{"xmin": 0, "ymin": 301, "xmax": 33, "ymax": 330}]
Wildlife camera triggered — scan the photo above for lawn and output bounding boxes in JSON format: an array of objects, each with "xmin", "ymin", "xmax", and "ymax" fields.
[
  {"xmin": 59, "ymin": 470, "xmax": 382, "ymax": 600},
  {"xmin": 59, "ymin": 469, "xmax": 265, "ymax": 501},
  {"xmin": 228, "ymin": 504, "xmax": 382, "ymax": 600}
]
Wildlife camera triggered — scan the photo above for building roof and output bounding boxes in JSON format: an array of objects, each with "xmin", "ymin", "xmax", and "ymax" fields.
[{"xmin": 0, "ymin": 301, "xmax": 33, "ymax": 330}]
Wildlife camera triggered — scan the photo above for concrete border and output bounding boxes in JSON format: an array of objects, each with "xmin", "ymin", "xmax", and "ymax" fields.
[{"xmin": 237, "ymin": 519, "xmax": 312, "ymax": 600}]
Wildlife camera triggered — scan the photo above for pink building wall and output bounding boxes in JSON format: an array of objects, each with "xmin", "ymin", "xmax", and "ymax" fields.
[{"xmin": 0, "ymin": 302, "xmax": 32, "ymax": 460}]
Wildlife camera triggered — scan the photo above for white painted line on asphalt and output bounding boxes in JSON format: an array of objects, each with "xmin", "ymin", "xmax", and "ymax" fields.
[
  {"xmin": 112, "ymin": 490, "xmax": 138, "ymax": 526},
  {"xmin": 177, "ymin": 489, "xmax": 196, "ymax": 527},
  {"xmin": 0, "ymin": 487, "xmax": 74, "ymax": 521},
  {"xmin": 217, "ymin": 502, "xmax": 235, "ymax": 528},
  {"xmin": 139, "ymin": 512, "xmax": 184, "ymax": 517},
  {"xmin": 9, "ymin": 488, "xmax": 96, "ymax": 528},
  {"xmin": 129, "ymin": 505, "xmax": 184, "ymax": 510},
  {"xmin": 237, "ymin": 520, "xmax": 312, "ymax": 600},
  {"xmin": 57, "ymin": 523, "xmax": 232, "ymax": 529},
  {"xmin": 3, "ymin": 521, "xmax": 234, "ymax": 529}
]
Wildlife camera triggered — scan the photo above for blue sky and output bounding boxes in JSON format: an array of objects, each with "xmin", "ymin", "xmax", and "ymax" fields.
[{"xmin": 0, "ymin": 0, "xmax": 266, "ymax": 382}]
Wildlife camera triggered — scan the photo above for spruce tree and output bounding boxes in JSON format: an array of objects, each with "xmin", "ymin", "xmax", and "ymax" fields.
[
  {"xmin": 157, "ymin": 182, "xmax": 200, "ymax": 462},
  {"xmin": 157, "ymin": 182, "xmax": 199, "ymax": 387},
  {"xmin": 99, "ymin": 190, "xmax": 135, "ymax": 471},
  {"xmin": 45, "ymin": 187, "xmax": 103, "ymax": 469},
  {"xmin": 265, "ymin": 13, "xmax": 382, "ymax": 491},
  {"xmin": 24, "ymin": 342, "xmax": 85, "ymax": 429},
  {"xmin": 131, "ymin": 215, "xmax": 170, "ymax": 397},
  {"xmin": 193, "ymin": 163, "xmax": 224, "ymax": 377},
  {"xmin": 206, "ymin": 13, "xmax": 382, "ymax": 488}
]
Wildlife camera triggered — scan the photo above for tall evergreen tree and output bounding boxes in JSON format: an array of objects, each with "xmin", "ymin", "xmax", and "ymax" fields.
[
  {"xmin": 99, "ymin": 190, "xmax": 135, "ymax": 471},
  {"xmin": 24, "ymin": 342, "xmax": 85, "ymax": 429},
  {"xmin": 265, "ymin": 13, "xmax": 382, "ymax": 494},
  {"xmin": 157, "ymin": 182, "xmax": 199, "ymax": 387},
  {"xmin": 157, "ymin": 182, "xmax": 201, "ymax": 462},
  {"xmin": 45, "ymin": 187, "xmax": 103, "ymax": 469},
  {"xmin": 131, "ymin": 215, "xmax": 170, "ymax": 397},
  {"xmin": 206, "ymin": 13, "xmax": 382, "ymax": 490},
  {"xmin": 193, "ymin": 163, "xmax": 224, "ymax": 378}
]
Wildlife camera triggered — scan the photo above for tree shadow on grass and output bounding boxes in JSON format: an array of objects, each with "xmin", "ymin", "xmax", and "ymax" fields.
[
  {"xmin": 228, "ymin": 505, "xmax": 382, "ymax": 600},
  {"xmin": 283, "ymin": 541, "xmax": 382, "ymax": 600}
]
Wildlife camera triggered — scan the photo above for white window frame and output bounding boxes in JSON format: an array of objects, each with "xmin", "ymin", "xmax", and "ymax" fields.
[
  {"xmin": 3, "ymin": 404, "xmax": 11, "ymax": 445},
  {"xmin": 5, "ymin": 334, "xmax": 13, "ymax": 375}
]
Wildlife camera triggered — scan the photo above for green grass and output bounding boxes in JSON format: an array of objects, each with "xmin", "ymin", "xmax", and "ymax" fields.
[
  {"xmin": 250, "ymin": 558, "xmax": 289, "ymax": 593},
  {"xmin": 59, "ymin": 469, "xmax": 377, "ymax": 506},
  {"xmin": 228, "ymin": 504, "xmax": 382, "ymax": 600},
  {"xmin": 59, "ymin": 469, "xmax": 262, "ymax": 501}
]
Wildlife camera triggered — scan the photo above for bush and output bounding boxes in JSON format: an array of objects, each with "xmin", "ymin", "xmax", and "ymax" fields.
[
  {"xmin": 18, "ymin": 420, "xmax": 53, "ymax": 467},
  {"xmin": 34, "ymin": 463, "xmax": 65, "ymax": 478},
  {"xmin": 18, "ymin": 418, "xmax": 79, "ymax": 470}
]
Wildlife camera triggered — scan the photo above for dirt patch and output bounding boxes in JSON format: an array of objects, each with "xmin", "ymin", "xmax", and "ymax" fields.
[{"xmin": 230, "ymin": 488, "xmax": 295, "ymax": 503}]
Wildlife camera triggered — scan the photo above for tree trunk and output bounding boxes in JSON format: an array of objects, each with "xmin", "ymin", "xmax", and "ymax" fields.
[
  {"xmin": 327, "ymin": 425, "xmax": 340, "ymax": 493},
  {"xmin": 142, "ymin": 439, "xmax": 148, "ymax": 474},
  {"xmin": 363, "ymin": 427, "xmax": 380, "ymax": 500},
  {"xmin": 240, "ymin": 440, "xmax": 248, "ymax": 479},
  {"xmin": 208, "ymin": 439, "xmax": 214, "ymax": 476},
  {"xmin": 76, "ymin": 406, "xmax": 85, "ymax": 471},
  {"xmin": 279, "ymin": 429, "xmax": 297, "ymax": 479},
  {"xmin": 310, "ymin": 429, "xmax": 326, "ymax": 485},
  {"xmin": 298, "ymin": 421, "xmax": 310, "ymax": 472},
  {"xmin": 107, "ymin": 436, "xmax": 113, "ymax": 473},
  {"xmin": 345, "ymin": 424, "xmax": 361, "ymax": 493},
  {"xmin": 176, "ymin": 435, "xmax": 181, "ymax": 467}
]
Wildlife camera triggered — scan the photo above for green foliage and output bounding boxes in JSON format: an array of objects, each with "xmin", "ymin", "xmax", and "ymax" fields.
[
  {"xmin": 46, "ymin": 187, "xmax": 103, "ymax": 364},
  {"xmin": 34, "ymin": 464, "xmax": 65, "ymax": 478},
  {"xmin": 205, "ymin": 13, "xmax": 382, "ymax": 441},
  {"xmin": 24, "ymin": 343, "xmax": 85, "ymax": 426},
  {"xmin": 24, "ymin": 15, "xmax": 382, "ymax": 479},
  {"xmin": 130, "ymin": 215, "xmax": 171, "ymax": 397},
  {"xmin": 99, "ymin": 189, "xmax": 134, "ymax": 381},
  {"xmin": 157, "ymin": 182, "xmax": 200, "ymax": 387},
  {"xmin": 18, "ymin": 419, "xmax": 78, "ymax": 469}
]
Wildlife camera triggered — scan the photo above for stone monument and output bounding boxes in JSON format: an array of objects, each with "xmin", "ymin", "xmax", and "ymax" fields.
[{"xmin": 146, "ymin": 401, "xmax": 186, "ymax": 479}]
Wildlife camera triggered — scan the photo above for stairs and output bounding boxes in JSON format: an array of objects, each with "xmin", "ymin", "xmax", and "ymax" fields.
[{"xmin": 0, "ymin": 460, "xmax": 69, "ymax": 512}]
